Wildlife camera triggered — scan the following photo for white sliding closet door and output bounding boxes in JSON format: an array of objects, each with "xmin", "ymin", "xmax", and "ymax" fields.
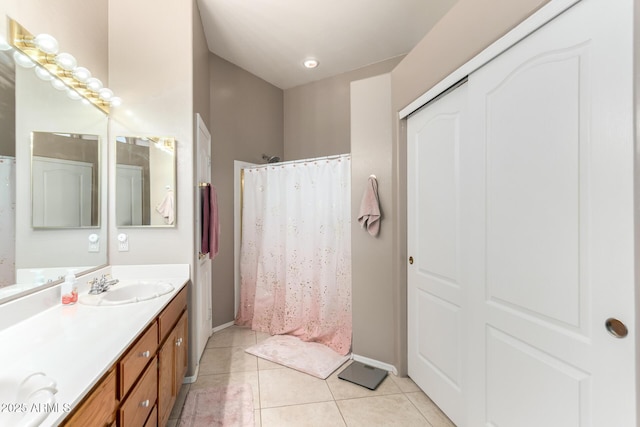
[
  {"xmin": 464, "ymin": 0, "xmax": 635, "ymax": 425},
  {"xmin": 408, "ymin": 82, "xmax": 467, "ymax": 426},
  {"xmin": 408, "ymin": 1, "xmax": 636, "ymax": 425}
]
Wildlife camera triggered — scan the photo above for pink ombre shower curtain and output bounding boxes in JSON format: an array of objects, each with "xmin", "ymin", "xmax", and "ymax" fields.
[{"xmin": 236, "ymin": 155, "xmax": 352, "ymax": 355}]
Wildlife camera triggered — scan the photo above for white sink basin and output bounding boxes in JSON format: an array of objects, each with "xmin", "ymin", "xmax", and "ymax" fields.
[
  {"xmin": 0, "ymin": 371, "xmax": 57, "ymax": 427},
  {"xmin": 79, "ymin": 281, "xmax": 174, "ymax": 306}
]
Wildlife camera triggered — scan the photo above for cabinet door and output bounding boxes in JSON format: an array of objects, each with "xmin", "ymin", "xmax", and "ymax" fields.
[
  {"xmin": 158, "ymin": 327, "xmax": 177, "ymax": 427},
  {"xmin": 175, "ymin": 312, "xmax": 188, "ymax": 386}
]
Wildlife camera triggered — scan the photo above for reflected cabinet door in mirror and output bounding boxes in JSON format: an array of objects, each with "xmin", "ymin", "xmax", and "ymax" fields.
[
  {"xmin": 116, "ymin": 136, "xmax": 176, "ymax": 227},
  {"xmin": 31, "ymin": 132, "xmax": 100, "ymax": 228}
]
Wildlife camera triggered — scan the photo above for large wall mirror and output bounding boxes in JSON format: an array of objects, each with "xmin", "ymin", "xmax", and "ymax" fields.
[
  {"xmin": 0, "ymin": 35, "xmax": 108, "ymax": 302},
  {"xmin": 116, "ymin": 136, "xmax": 176, "ymax": 227}
]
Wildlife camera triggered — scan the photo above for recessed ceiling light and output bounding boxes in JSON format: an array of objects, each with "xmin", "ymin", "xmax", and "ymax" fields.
[{"xmin": 303, "ymin": 58, "xmax": 319, "ymax": 69}]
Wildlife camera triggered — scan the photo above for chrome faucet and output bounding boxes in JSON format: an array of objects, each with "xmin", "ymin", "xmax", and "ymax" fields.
[{"xmin": 88, "ymin": 274, "xmax": 119, "ymax": 295}]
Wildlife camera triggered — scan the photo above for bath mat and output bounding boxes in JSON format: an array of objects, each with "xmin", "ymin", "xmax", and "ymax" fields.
[
  {"xmin": 178, "ymin": 384, "xmax": 254, "ymax": 427},
  {"xmin": 245, "ymin": 334, "xmax": 351, "ymax": 379}
]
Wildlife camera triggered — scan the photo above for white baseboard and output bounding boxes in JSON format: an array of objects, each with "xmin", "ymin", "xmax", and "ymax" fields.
[
  {"xmin": 183, "ymin": 364, "xmax": 199, "ymax": 384},
  {"xmin": 351, "ymin": 353, "xmax": 398, "ymax": 376},
  {"xmin": 213, "ymin": 320, "xmax": 235, "ymax": 333}
]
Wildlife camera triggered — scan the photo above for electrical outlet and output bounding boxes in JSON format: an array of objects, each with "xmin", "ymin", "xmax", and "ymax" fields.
[
  {"xmin": 88, "ymin": 233, "xmax": 100, "ymax": 252},
  {"xmin": 117, "ymin": 233, "xmax": 129, "ymax": 251}
]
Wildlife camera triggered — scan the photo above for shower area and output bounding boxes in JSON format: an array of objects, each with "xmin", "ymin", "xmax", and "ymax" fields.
[{"xmin": 235, "ymin": 154, "xmax": 352, "ymax": 357}]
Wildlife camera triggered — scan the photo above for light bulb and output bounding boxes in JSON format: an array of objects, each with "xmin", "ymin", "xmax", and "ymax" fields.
[
  {"xmin": 50, "ymin": 78, "xmax": 67, "ymax": 91},
  {"xmin": 13, "ymin": 51, "xmax": 35, "ymax": 68},
  {"xmin": 0, "ymin": 37, "xmax": 11, "ymax": 52},
  {"xmin": 72, "ymin": 67, "xmax": 91, "ymax": 82},
  {"xmin": 54, "ymin": 52, "xmax": 77, "ymax": 71},
  {"xmin": 98, "ymin": 88, "xmax": 113, "ymax": 101},
  {"xmin": 33, "ymin": 34, "xmax": 59, "ymax": 54},
  {"xmin": 66, "ymin": 88, "xmax": 81, "ymax": 100},
  {"xmin": 34, "ymin": 66, "xmax": 53, "ymax": 81},
  {"xmin": 110, "ymin": 97, "xmax": 122, "ymax": 107},
  {"xmin": 86, "ymin": 77, "xmax": 103, "ymax": 92}
]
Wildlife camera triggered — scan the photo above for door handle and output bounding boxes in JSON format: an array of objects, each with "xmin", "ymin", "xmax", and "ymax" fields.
[{"xmin": 605, "ymin": 318, "xmax": 628, "ymax": 338}]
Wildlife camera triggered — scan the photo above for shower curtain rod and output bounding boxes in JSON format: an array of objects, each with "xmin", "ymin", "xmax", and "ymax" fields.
[{"xmin": 249, "ymin": 153, "xmax": 350, "ymax": 169}]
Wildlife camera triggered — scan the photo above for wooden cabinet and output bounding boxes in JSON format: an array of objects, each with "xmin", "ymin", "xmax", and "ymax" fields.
[
  {"xmin": 175, "ymin": 313, "xmax": 188, "ymax": 383},
  {"xmin": 63, "ymin": 369, "xmax": 117, "ymax": 427},
  {"xmin": 62, "ymin": 287, "xmax": 188, "ymax": 427},
  {"xmin": 119, "ymin": 358, "xmax": 157, "ymax": 427},
  {"xmin": 144, "ymin": 406, "xmax": 158, "ymax": 427},
  {"xmin": 119, "ymin": 322, "xmax": 158, "ymax": 398},
  {"xmin": 158, "ymin": 290, "xmax": 188, "ymax": 427}
]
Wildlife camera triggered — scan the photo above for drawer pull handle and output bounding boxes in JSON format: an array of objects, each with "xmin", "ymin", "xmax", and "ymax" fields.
[
  {"xmin": 139, "ymin": 350, "xmax": 151, "ymax": 358},
  {"xmin": 139, "ymin": 399, "xmax": 150, "ymax": 408},
  {"xmin": 176, "ymin": 338, "xmax": 182, "ymax": 347}
]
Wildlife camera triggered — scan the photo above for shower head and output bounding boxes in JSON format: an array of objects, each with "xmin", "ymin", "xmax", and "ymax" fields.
[{"xmin": 262, "ymin": 154, "xmax": 281, "ymax": 163}]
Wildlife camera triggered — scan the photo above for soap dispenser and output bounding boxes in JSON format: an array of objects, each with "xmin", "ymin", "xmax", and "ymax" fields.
[{"xmin": 61, "ymin": 270, "xmax": 78, "ymax": 305}]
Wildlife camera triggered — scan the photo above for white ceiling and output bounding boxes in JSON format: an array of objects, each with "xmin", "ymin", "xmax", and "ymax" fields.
[{"xmin": 197, "ymin": 0, "xmax": 458, "ymax": 90}]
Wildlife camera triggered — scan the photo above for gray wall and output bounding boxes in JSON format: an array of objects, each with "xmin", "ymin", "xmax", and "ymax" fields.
[
  {"xmin": 284, "ymin": 57, "xmax": 403, "ymax": 160},
  {"xmin": 350, "ymin": 74, "xmax": 394, "ymax": 365},
  {"xmin": 193, "ymin": 0, "xmax": 211, "ymax": 132},
  {"xmin": 6, "ymin": 0, "xmax": 108, "ymax": 85},
  {"xmin": 210, "ymin": 54, "xmax": 283, "ymax": 327},
  {"xmin": 109, "ymin": 0, "xmax": 197, "ymax": 372}
]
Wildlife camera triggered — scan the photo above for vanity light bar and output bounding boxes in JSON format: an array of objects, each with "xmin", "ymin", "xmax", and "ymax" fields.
[{"xmin": 8, "ymin": 18, "xmax": 116, "ymax": 114}]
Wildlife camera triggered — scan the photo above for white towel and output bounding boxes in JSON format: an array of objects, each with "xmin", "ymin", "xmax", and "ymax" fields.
[
  {"xmin": 156, "ymin": 190, "xmax": 175, "ymax": 225},
  {"xmin": 357, "ymin": 176, "xmax": 381, "ymax": 236}
]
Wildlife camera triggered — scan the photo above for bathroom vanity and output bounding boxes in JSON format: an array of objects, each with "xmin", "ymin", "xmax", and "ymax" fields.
[
  {"xmin": 63, "ymin": 287, "xmax": 187, "ymax": 426},
  {"xmin": 0, "ymin": 264, "xmax": 189, "ymax": 427}
]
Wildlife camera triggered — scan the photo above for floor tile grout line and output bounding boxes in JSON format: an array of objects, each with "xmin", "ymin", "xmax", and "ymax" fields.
[
  {"xmin": 201, "ymin": 326, "xmax": 453, "ymax": 426},
  {"xmin": 404, "ymin": 392, "xmax": 435, "ymax": 427}
]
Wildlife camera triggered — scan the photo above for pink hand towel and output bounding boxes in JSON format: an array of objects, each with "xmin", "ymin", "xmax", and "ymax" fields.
[
  {"xmin": 357, "ymin": 176, "xmax": 381, "ymax": 236},
  {"xmin": 209, "ymin": 185, "xmax": 220, "ymax": 260}
]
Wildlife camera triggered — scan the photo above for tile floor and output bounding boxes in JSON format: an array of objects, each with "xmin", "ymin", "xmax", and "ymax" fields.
[{"xmin": 167, "ymin": 326, "xmax": 455, "ymax": 427}]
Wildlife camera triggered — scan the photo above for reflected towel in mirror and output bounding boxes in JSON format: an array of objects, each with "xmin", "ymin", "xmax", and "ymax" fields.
[{"xmin": 156, "ymin": 189, "xmax": 175, "ymax": 225}]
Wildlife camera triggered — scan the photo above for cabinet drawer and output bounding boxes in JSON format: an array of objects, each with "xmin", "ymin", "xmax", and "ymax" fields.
[
  {"xmin": 158, "ymin": 287, "xmax": 187, "ymax": 342},
  {"xmin": 119, "ymin": 358, "xmax": 157, "ymax": 427},
  {"xmin": 63, "ymin": 368, "xmax": 117, "ymax": 426},
  {"xmin": 143, "ymin": 405, "xmax": 157, "ymax": 427},
  {"xmin": 119, "ymin": 322, "xmax": 158, "ymax": 398}
]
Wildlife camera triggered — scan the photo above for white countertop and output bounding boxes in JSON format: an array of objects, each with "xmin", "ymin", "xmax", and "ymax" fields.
[{"xmin": 0, "ymin": 264, "xmax": 189, "ymax": 426}]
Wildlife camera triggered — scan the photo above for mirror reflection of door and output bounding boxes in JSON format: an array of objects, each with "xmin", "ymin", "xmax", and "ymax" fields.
[
  {"xmin": 31, "ymin": 132, "xmax": 100, "ymax": 228},
  {"xmin": 32, "ymin": 157, "xmax": 92, "ymax": 227},
  {"xmin": 116, "ymin": 164, "xmax": 143, "ymax": 226},
  {"xmin": 115, "ymin": 136, "xmax": 176, "ymax": 227}
]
